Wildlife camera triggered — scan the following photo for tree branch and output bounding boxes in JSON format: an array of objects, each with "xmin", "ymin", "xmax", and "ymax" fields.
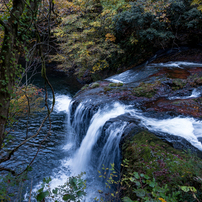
[
  {"xmin": 0, "ymin": 166, "xmax": 16, "ymax": 175},
  {"xmin": 0, "ymin": 18, "xmax": 7, "ymax": 28}
]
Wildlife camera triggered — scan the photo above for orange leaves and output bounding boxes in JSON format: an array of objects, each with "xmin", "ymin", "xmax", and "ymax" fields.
[
  {"xmin": 9, "ymin": 84, "xmax": 45, "ymax": 117},
  {"xmin": 105, "ymin": 33, "xmax": 116, "ymax": 42}
]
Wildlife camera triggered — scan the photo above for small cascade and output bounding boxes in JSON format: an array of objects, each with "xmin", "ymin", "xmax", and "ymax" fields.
[
  {"xmin": 53, "ymin": 94, "xmax": 72, "ymax": 113},
  {"xmin": 31, "ymin": 101, "xmax": 132, "ymax": 201},
  {"xmin": 71, "ymin": 102, "xmax": 130, "ymax": 174},
  {"xmin": 98, "ymin": 121, "xmax": 128, "ymax": 171},
  {"xmin": 21, "ymin": 61, "xmax": 202, "ymax": 202},
  {"xmin": 132, "ymin": 113, "xmax": 202, "ymax": 151},
  {"xmin": 24, "ymin": 91, "xmax": 202, "ymax": 202},
  {"xmin": 169, "ymin": 88, "xmax": 201, "ymax": 100}
]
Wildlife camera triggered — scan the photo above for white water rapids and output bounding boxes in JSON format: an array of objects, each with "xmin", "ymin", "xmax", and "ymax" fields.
[{"xmin": 106, "ymin": 61, "xmax": 202, "ymax": 84}]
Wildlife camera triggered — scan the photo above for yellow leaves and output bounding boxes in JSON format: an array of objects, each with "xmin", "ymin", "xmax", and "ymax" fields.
[
  {"xmin": 141, "ymin": 0, "xmax": 171, "ymax": 16},
  {"xmin": 89, "ymin": 21, "xmax": 101, "ymax": 27},
  {"xmin": 85, "ymin": 41, "xmax": 94, "ymax": 46},
  {"xmin": 191, "ymin": 0, "xmax": 202, "ymax": 11},
  {"xmin": 105, "ymin": 33, "xmax": 116, "ymax": 42},
  {"xmin": 51, "ymin": 0, "xmax": 124, "ymax": 75},
  {"xmin": 101, "ymin": 9, "xmax": 111, "ymax": 16},
  {"xmin": 53, "ymin": 28, "xmax": 65, "ymax": 37},
  {"xmin": 192, "ymin": 0, "xmax": 202, "ymax": 5},
  {"xmin": 92, "ymin": 60, "xmax": 109, "ymax": 73},
  {"xmin": 83, "ymin": 28, "xmax": 96, "ymax": 34},
  {"xmin": 129, "ymin": 36, "xmax": 138, "ymax": 45},
  {"xmin": 54, "ymin": 0, "xmax": 80, "ymax": 13},
  {"xmin": 125, "ymin": 4, "xmax": 132, "ymax": 9},
  {"xmin": 62, "ymin": 14, "xmax": 79, "ymax": 25}
]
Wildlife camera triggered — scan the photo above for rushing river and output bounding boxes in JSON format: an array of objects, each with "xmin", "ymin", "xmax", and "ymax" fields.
[{"xmin": 1, "ymin": 62, "xmax": 202, "ymax": 201}]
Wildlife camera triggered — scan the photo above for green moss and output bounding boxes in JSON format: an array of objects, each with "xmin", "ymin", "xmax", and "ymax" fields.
[
  {"xmin": 104, "ymin": 86, "xmax": 113, "ymax": 91},
  {"xmin": 90, "ymin": 82, "xmax": 100, "ymax": 88},
  {"xmin": 81, "ymin": 84, "xmax": 89, "ymax": 91},
  {"xmin": 171, "ymin": 79, "xmax": 186, "ymax": 90},
  {"xmin": 173, "ymin": 100, "xmax": 182, "ymax": 105},
  {"xmin": 108, "ymin": 82, "xmax": 123, "ymax": 87},
  {"xmin": 132, "ymin": 81, "xmax": 160, "ymax": 98},
  {"xmin": 117, "ymin": 82, "xmax": 123, "ymax": 87}
]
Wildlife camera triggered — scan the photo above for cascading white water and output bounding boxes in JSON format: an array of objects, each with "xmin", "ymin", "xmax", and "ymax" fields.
[
  {"xmin": 98, "ymin": 121, "xmax": 128, "ymax": 170},
  {"xmin": 169, "ymin": 88, "xmax": 201, "ymax": 100},
  {"xmin": 72, "ymin": 102, "xmax": 130, "ymax": 174},
  {"xmin": 31, "ymin": 101, "xmax": 132, "ymax": 201},
  {"xmin": 53, "ymin": 94, "xmax": 72, "ymax": 113},
  {"xmin": 45, "ymin": 98, "xmax": 202, "ymax": 192},
  {"xmin": 106, "ymin": 61, "xmax": 202, "ymax": 84},
  {"xmin": 129, "ymin": 111, "xmax": 202, "ymax": 151}
]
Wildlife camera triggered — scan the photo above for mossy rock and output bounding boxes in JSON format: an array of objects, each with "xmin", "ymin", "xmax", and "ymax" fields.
[
  {"xmin": 81, "ymin": 84, "xmax": 89, "ymax": 91},
  {"xmin": 121, "ymin": 130, "xmax": 202, "ymax": 201},
  {"xmin": 171, "ymin": 79, "xmax": 186, "ymax": 90},
  {"xmin": 90, "ymin": 82, "xmax": 100, "ymax": 88},
  {"xmin": 104, "ymin": 86, "xmax": 113, "ymax": 91},
  {"xmin": 108, "ymin": 82, "xmax": 123, "ymax": 87},
  {"xmin": 132, "ymin": 81, "xmax": 160, "ymax": 98}
]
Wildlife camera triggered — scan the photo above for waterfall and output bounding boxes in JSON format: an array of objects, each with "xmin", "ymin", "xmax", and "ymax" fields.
[
  {"xmin": 71, "ymin": 102, "xmax": 130, "ymax": 174},
  {"xmin": 98, "ymin": 121, "xmax": 128, "ymax": 171},
  {"xmin": 169, "ymin": 88, "xmax": 201, "ymax": 100},
  {"xmin": 34, "ymin": 101, "xmax": 132, "ymax": 201},
  {"xmin": 50, "ymin": 98, "xmax": 202, "ymax": 193}
]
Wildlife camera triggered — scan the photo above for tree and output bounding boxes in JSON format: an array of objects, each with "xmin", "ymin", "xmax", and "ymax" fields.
[
  {"xmin": 0, "ymin": 0, "xmax": 57, "ymax": 176},
  {"xmin": 0, "ymin": 1, "xmax": 58, "ymax": 199},
  {"xmin": 0, "ymin": 0, "xmax": 41, "ymax": 149}
]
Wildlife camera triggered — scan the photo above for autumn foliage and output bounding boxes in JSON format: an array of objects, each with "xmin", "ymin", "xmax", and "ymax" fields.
[
  {"xmin": 9, "ymin": 84, "xmax": 45, "ymax": 117},
  {"xmin": 50, "ymin": 0, "xmax": 202, "ymax": 82},
  {"xmin": 52, "ymin": 0, "xmax": 126, "ymax": 78}
]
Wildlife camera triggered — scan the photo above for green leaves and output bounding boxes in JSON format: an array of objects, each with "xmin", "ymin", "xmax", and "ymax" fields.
[
  {"xmin": 36, "ymin": 190, "xmax": 49, "ymax": 202},
  {"xmin": 133, "ymin": 172, "xmax": 140, "ymax": 179},
  {"xmin": 122, "ymin": 196, "xmax": 135, "ymax": 202},
  {"xmin": 63, "ymin": 194, "xmax": 74, "ymax": 201},
  {"xmin": 134, "ymin": 189, "xmax": 146, "ymax": 198},
  {"xmin": 179, "ymin": 185, "xmax": 197, "ymax": 193},
  {"xmin": 35, "ymin": 173, "xmax": 86, "ymax": 202}
]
